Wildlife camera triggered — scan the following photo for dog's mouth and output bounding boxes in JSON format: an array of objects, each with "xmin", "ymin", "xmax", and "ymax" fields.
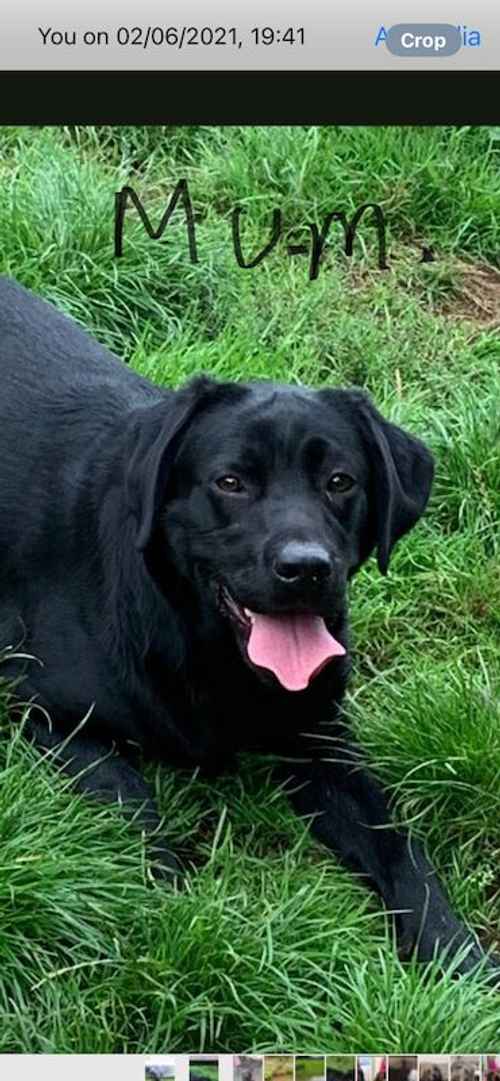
[{"xmin": 218, "ymin": 584, "xmax": 346, "ymax": 692}]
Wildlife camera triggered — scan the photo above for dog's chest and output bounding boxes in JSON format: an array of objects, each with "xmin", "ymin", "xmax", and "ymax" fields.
[{"xmin": 149, "ymin": 662, "xmax": 337, "ymax": 766}]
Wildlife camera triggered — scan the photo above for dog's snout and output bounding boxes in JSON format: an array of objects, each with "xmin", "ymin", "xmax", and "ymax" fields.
[{"xmin": 273, "ymin": 541, "xmax": 332, "ymax": 585}]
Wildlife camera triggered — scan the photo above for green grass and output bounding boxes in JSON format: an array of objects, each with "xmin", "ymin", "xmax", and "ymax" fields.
[
  {"xmin": 326, "ymin": 1059, "xmax": 356, "ymax": 1075},
  {"xmin": 296, "ymin": 1058, "xmax": 326, "ymax": 1080},
  {"xmin": 190, "ymin": 1066, "xmax": 219, "ymax": 1081},
  {"xmin": 0, "ymin": 125, "xmax": 499, "ymax": 1052}
]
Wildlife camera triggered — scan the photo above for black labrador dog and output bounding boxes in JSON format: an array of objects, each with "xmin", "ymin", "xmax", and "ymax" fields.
[{"xmin": 0, "ymin": 276, "xmax": 495, "ymax": 977}]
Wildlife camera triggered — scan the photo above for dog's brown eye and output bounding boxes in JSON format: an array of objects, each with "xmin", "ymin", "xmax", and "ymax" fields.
[
  {"xmin": 327, "ymin": 472, "xmax": 355, "ymax": 494},
  {"xmin": 216, "ymin": 475, "xmax": 245, "ymax": 493}
]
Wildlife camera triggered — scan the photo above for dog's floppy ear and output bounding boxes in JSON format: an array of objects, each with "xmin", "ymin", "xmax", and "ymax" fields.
[
  {"xmin": 125, "ymin": 375, "xmax": 217, "ymax": 551},
  {"xmin": 356, "ymin": 393, "xmax": 434, "ymax": 574}
]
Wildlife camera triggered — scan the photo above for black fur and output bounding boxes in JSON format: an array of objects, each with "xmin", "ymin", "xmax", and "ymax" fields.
[{"xmin": 0, "ymin": 276, "xmax": 497, "ymax": 979}]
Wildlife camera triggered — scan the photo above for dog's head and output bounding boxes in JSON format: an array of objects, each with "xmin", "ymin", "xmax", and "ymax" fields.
[{"xmin": 125, "ymin": 376, "xmax": 433, "ymax": 692}]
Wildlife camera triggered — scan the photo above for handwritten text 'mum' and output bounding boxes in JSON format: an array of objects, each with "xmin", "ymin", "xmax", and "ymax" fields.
[{"xmin": 114, "ymin": 180, "xmax": 388, "ymax": 280}]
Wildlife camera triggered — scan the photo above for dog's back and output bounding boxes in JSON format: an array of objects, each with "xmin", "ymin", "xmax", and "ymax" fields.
[
  {"xmin": 0, "ymin": 276, "xmax": 165, "ymax": 549},
  {"xmin": 0, "ymin": 275, "xmax": 154, "ymax": 397}
]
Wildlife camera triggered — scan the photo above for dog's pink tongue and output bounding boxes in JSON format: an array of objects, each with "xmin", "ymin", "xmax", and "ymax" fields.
[{"xmin": 246, "ymin": 612, "xmax": 345, "ymax": 691}]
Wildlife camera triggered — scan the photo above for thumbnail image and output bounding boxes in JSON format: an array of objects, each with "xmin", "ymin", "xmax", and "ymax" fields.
[
  {"xmin": 234, "ymin": 1058, "xmax": 264, "ymax": 1081},
  {"xmin": 146, "ymin": 1061, "xmax": 176, "ymax": 1081},
  {"xmin": 264, "ymin": 1058, "xmax": 294, "ymax": 1081},
  {"xmin": 358, "ymin": 1060, "xmax": 387, "ymax": 1081},
  {"xmin": 419, "ymin": 1059, "xmax": 449, "ymax": 1081},
  {"xmin": 295, "ymin": 1059, "xmax": 326, "ymax": 1081},
  {"xmin": 327, "ymin": 1059, "xmax": 356, "ymax": 1081},
  {"xmin": 389, "ymin": 1060, "xmax": 418, "ymax": 1081},
  {"xmin": 190, "ymin": 1059, "xmax": 219, "ymax": 1081},
  {"xmin": 484, "ymin": 1060, "xmax": 500, "ymax": 1081},
  {"xmin": 450, "ymin": 1061, "xmax": 480, "ymax": 1081}
]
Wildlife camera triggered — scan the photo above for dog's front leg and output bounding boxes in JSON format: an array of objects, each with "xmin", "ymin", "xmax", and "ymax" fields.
[
  {"xmin": 24, "ymin": 716, "xmax": 181, "ymax": 879},
  {"xmin": 282, "ymin": 750, "xmax": 499, "ymax": 978}
]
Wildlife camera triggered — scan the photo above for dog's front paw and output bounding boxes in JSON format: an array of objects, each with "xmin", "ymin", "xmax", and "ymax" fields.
[{"xmin": 397, "ymin": 907, "xmax": 500, "ymax": 981}]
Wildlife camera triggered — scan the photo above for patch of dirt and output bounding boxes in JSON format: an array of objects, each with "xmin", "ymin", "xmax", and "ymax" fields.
[
  {"xmin": 437, "ymin": 259, "xmax": 500, "ymax": 329},
  {"xmin": 336, "ymin": 246, "xmax": 500, "ymax": 338}
]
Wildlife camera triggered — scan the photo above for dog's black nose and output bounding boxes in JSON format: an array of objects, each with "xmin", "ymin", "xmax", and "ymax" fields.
[{"xmin": 273, "ymin": 542, "xmax": 332, "ymax": 585}]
